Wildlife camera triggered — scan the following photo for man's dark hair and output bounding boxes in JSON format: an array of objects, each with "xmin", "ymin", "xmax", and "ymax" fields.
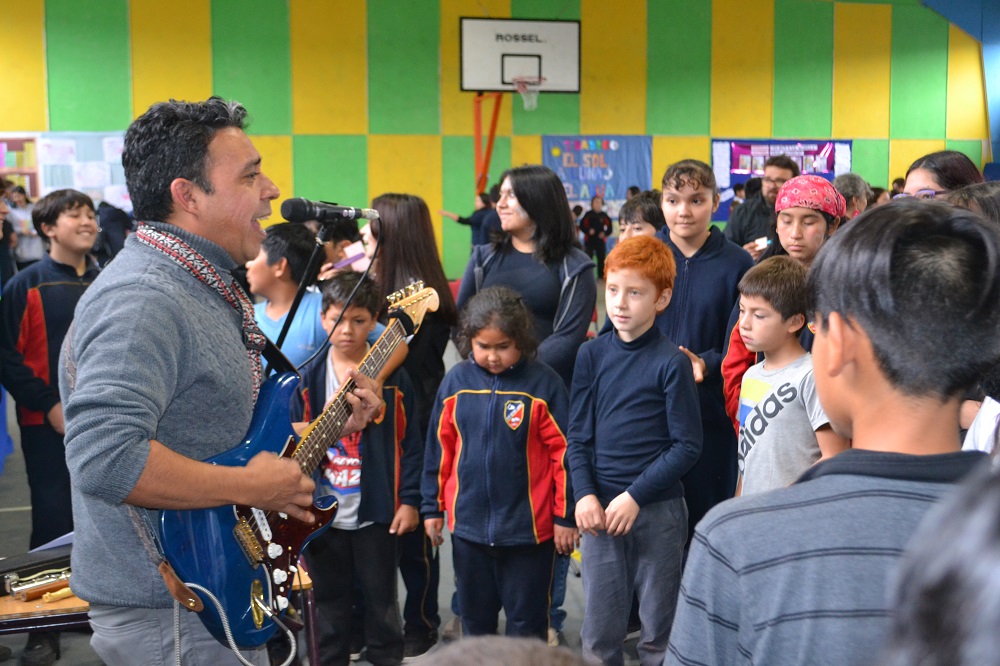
[
  {"xmin": 488, "ymin": 182, "xmax": 501, "ymax": 204},
  {"xmin": 32, "ymin": 189, "xmax": 95, "ymax": 238},
  {"xmin": 477, "ymin": 192, "xmax": 491, "ymax": 208},
  {"xmin": 123, "ymin": 97, "xmax": 248, "ymax": 222},
  {"xmin": 809, "ymin": 199, "xmax": 1000, "ymax": 398},
  {"xmin": 619, "ymin": 190, "xmax": 665, "ymax": 231},
  {"xmin": 261, "ymin": 223, "xmax": 317, "ymax": 285},
  {"xmin": 320, "ymin": 270, "xmax": 381, "ymax": 318},
  {"xmin": 739, "ymin": 256, "xmax": 808, "ymax": 333},
  {"xmin": 764, "ymin": 154, "xmax": 801, "ymax": 177}
]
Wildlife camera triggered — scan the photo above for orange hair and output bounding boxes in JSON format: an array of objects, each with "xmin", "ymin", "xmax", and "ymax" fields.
[{"xmin": 604, "ymin": 236, "xmax": 676, "ymax": 293}]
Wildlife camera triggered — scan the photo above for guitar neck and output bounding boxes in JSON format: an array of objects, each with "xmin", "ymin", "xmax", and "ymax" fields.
[{"xmin": 293, "ymin": 320, "xmax": 407, "ymax": 475}]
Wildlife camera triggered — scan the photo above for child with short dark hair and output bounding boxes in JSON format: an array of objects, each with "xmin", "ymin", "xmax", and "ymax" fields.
[
  {"xmin": 423, "ymin": 286, "xmax": 575, "ymax": 641},
  {"xmin": 1, "ymin": 188, "xmax": 99, "ymax": 662},
  {"xmin": 245, "ymin": 223, "xmax": 327, "ymax": 367},
  {"xmin": 666, "ymin": 200, "xmax": 998, "ymax": 665},
  {"xmin": 617, "ymin": 190, "xmax": 665, "ymax": 241},
  {"xmin": 735, "ymin": 256, "xmax": 848, "ymax": 495},
  {"xmin": 568, "ymin": 235, "xmax": 702, "ymax": 665},
  {"xmin": 296, "ymin": 271, "xmax": 423, "ymax": 665}
]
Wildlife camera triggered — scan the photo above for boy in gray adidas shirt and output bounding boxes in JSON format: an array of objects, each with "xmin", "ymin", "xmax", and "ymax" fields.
[{"xmin": 734, "ymin": 256, "xmax": 848, "ymax": 495}]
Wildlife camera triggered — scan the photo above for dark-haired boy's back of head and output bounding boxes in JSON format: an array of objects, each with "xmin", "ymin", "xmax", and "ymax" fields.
[
  {"xmin": 809, "ymin": 199, "xmax": 1000, "ymax": 399},
  {"xmin": 321, "ymin": 270, "xmax": 381, "ymax": 318},
  {"xmin": 261, "ymin": 223, "xmax": 317, "ymax": 285}
]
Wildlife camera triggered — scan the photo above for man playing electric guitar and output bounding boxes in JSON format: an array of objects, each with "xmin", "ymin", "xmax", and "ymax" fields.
[{"xmin": 60, "ymin": 98, "xmax": 383, "ymax": 666}]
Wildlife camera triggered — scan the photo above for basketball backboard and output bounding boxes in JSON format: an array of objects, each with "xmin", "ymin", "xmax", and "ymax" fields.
[{"xmin": 460, "ymin": 18, "xmax": 580, "ymax": 93}]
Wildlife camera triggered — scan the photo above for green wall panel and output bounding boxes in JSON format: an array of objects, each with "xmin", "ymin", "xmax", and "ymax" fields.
[
  {"xmin": 946, "ymin": 139, "xmax": 984, "ymax": 169},
  {"xmin": 368, "ymin": 0, "xmax": 440, "ymax": 134},
  {"xmin": 890, "ymin": 6, "xmax": 948, "ymax": 139},
  {"xmin": 292, "ymin": 135, "xmax": 369, "ymax": 206},
  {"xmin": 772, "ymin": 0, "xmax": 833, "ymax": 138},
  {"xmin": 647, "ymin": 0, "xmax": 711, "ymax": 135},
  {"xmin": 511, "ymin": 0, "xmax": 580, "ymax": 135},
  {"xmin": 46, "ymin": 0, "xmax": 131, "ymax": 131},
  {"xmin": 212, "ymin": 0, "xmax": 291, "ymax": 135},
  {"xmin": 441, "ymin": 136, "xmax": 511, "ymax": 278},
  {"xmin": 851, "ymin": 139, "xmax": 890, "ymax": 187}
]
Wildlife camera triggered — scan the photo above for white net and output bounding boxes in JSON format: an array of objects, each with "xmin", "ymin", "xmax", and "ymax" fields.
[{"xmin": 513, "ymin": 77, "xmax": 545, "ymax": 111}]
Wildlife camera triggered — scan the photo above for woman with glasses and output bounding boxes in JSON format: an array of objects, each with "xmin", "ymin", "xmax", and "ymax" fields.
[{"xmin": 899, "ymin": 150, "xmax": 983, "ymax": 200}]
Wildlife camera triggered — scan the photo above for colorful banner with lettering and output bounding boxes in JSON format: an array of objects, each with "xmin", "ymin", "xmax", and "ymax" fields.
[
  {"xmin": 711, "ymin": 139, "xmax": 853, "ymax": 221},
  {"xmin": 543, "ymin": 135, "xmax": 653, "ymax": 218}
]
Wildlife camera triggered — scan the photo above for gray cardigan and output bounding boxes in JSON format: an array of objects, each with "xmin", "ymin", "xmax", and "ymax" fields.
[{"xmin": 61, "ymin": 222, "xmax": 257, "ymax": 609}]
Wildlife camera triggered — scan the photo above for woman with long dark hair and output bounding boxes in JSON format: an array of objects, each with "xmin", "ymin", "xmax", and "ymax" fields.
[
  {"xmin": 366, "ymin": 192, "xmax": 457, "ymax": 659},
  {"xmin": 456, "ymin": 164, "xmax": 596, "ymax": 388}
]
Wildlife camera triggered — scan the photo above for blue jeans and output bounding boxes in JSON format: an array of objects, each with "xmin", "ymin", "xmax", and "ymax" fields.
[{"xmin": 580, "ymin": 498, "xmax": 688, "ymax": 666}]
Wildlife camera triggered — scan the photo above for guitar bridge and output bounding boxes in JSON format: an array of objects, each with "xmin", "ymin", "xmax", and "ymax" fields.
[{"xmin": 234, "ymin": 516, "xmax": 264, "ymax": 567}]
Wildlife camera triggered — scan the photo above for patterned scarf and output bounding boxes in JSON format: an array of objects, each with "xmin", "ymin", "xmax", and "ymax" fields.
[{"xmin": 135, "ymin": 223, "xmax": 265, "ymax": 399}]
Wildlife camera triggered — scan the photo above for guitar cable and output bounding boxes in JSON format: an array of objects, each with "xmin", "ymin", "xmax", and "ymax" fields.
[{"xmin": 172, "ymin": 582, "xmax": 297, "ymax": 666}]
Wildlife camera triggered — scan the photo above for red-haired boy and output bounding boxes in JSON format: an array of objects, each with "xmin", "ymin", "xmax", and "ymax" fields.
[{"xmin": 567, "ymin": 235, "xmax": 703, "ymax": 665}]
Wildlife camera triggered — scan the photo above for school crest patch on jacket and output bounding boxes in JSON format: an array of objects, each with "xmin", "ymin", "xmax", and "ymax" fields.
[{"xmin": 504, "ymin": 400, "xmax": 525, "ymax": 430}]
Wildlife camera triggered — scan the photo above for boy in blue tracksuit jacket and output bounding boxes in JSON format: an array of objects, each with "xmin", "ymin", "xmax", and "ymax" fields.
[
  {"xmin": 423, "ymin": 286, "xmax": 575, "ymax": 641},
  {"xmin": 294, "ymin": 272, "xmax": 422, "ymax": 666},
  {"xmin": 1, "ymin": 190, "xmax": 100, "ymax": 550},
  {"xmin": 654, "ymin": 160, "xmax": 754, "ymax": 538}
]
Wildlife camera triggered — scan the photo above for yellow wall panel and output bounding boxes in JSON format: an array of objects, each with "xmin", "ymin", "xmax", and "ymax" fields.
[
  {"xmin": 441, "ymin": 0, "xmax": 512, "ymax": 137},
  {"xmin": 131, "ymin": 0, "xmax": 212, "ymax": 119},
  {"xmin": 4, "ymin": 0, "xmax": 48, "ymax": 130},
  {"xmin": 711, "ymin": 0, "xmax": 773, "ymax": 138},
  {"xmin": 368, "ymin": 135, "xmax": 444, "ymax": 252},
  {"xmin": 889, "ymin": 139, "xmax": 946, "ymax": 187},
  {"xmin": 252, "ymin": 135, "xmax": 294, "ymax": 224},
  {"xmin": 291, "ymin": 0, "xmax": 368, "ymax": 134},
  {"xmin": 832, "ymin": 3, "xmax": 891, "ymax": 139},
  {"xmin": 580, "ymin": 0, "xmax": 646, "ymax": 134},
  {"xmin": 652, "ymin": 137, "xmax": 712, "ymax": 187},
  {"xmin": 511, "ymin": 135, "xmax": 542, "ymax": 167},
  {"xmin": 946, "ymin": 25, "xmax": 989, "ymax": 141}
]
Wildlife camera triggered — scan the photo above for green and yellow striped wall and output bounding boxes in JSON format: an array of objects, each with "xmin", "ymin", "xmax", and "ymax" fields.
[{"xmin": 3, "ymin": 0, "xmax": 990, "ymax": 277}]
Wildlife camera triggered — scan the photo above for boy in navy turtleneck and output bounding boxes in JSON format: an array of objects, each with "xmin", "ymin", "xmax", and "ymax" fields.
[{"xmin": 567, "ymin": 235, "xmax": 703, "ymax": 666}]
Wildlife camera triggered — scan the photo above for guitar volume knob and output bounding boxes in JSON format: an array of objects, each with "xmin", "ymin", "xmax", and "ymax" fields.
[
  {"xmin": 267, "ymin": 543, "xmax": 283, "ymax": 559},
  {"xmin": 272, "ymin": 569, "xmax": 288, "ymax": 585}
]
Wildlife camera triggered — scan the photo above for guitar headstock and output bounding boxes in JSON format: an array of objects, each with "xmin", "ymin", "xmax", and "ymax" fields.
[{"xmin": 386, "ymin": 283, "xmax": 439, "ymax": 334}]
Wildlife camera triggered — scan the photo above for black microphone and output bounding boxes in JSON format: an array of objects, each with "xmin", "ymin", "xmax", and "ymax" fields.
[{"xmin": 280, "ymin": 198, "xmax": 380, "ymax": 223}]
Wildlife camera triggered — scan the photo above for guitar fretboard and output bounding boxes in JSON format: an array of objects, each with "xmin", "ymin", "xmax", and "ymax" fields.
[{"xmin": 293, "ymin": 319, "xmax": 407, "ymax": 475}]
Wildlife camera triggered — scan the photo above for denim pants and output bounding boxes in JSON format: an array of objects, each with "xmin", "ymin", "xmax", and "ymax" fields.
[{"xmin": 580, "ymin": 497, "xmax": 688, "ymax": 666}]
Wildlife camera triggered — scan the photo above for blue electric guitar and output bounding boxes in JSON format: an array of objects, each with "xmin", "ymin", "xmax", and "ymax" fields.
[{"xmin": 159, "ymin": 284, "xmax": 439, "ymax": 648}]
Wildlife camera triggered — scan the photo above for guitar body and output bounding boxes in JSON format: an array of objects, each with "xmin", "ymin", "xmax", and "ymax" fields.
[{"xmin": 159, "ymin": 372, "xmax": 336, "ymax": 648}]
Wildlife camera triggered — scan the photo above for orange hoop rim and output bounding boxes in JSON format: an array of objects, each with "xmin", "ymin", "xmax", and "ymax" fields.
[{"xmin": 511, "ymin": 75, "xmax": 547, "ymax": 93}]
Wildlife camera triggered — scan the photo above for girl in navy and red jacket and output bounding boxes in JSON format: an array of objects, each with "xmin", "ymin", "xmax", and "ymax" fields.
[{"xmin": 422, "ymin": 286, "xmax": 576, "ymax": 641}]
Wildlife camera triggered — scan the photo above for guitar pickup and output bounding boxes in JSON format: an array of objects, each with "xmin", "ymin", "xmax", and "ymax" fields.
[{"xmin": 234, "ymin": 517, "xmax": 264, "ymax": 566}]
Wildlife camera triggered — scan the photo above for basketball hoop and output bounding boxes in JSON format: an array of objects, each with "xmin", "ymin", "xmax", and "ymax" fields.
[{"xmin": 512, "ymin": 76, "xmax": 546, "ymax": 111}]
